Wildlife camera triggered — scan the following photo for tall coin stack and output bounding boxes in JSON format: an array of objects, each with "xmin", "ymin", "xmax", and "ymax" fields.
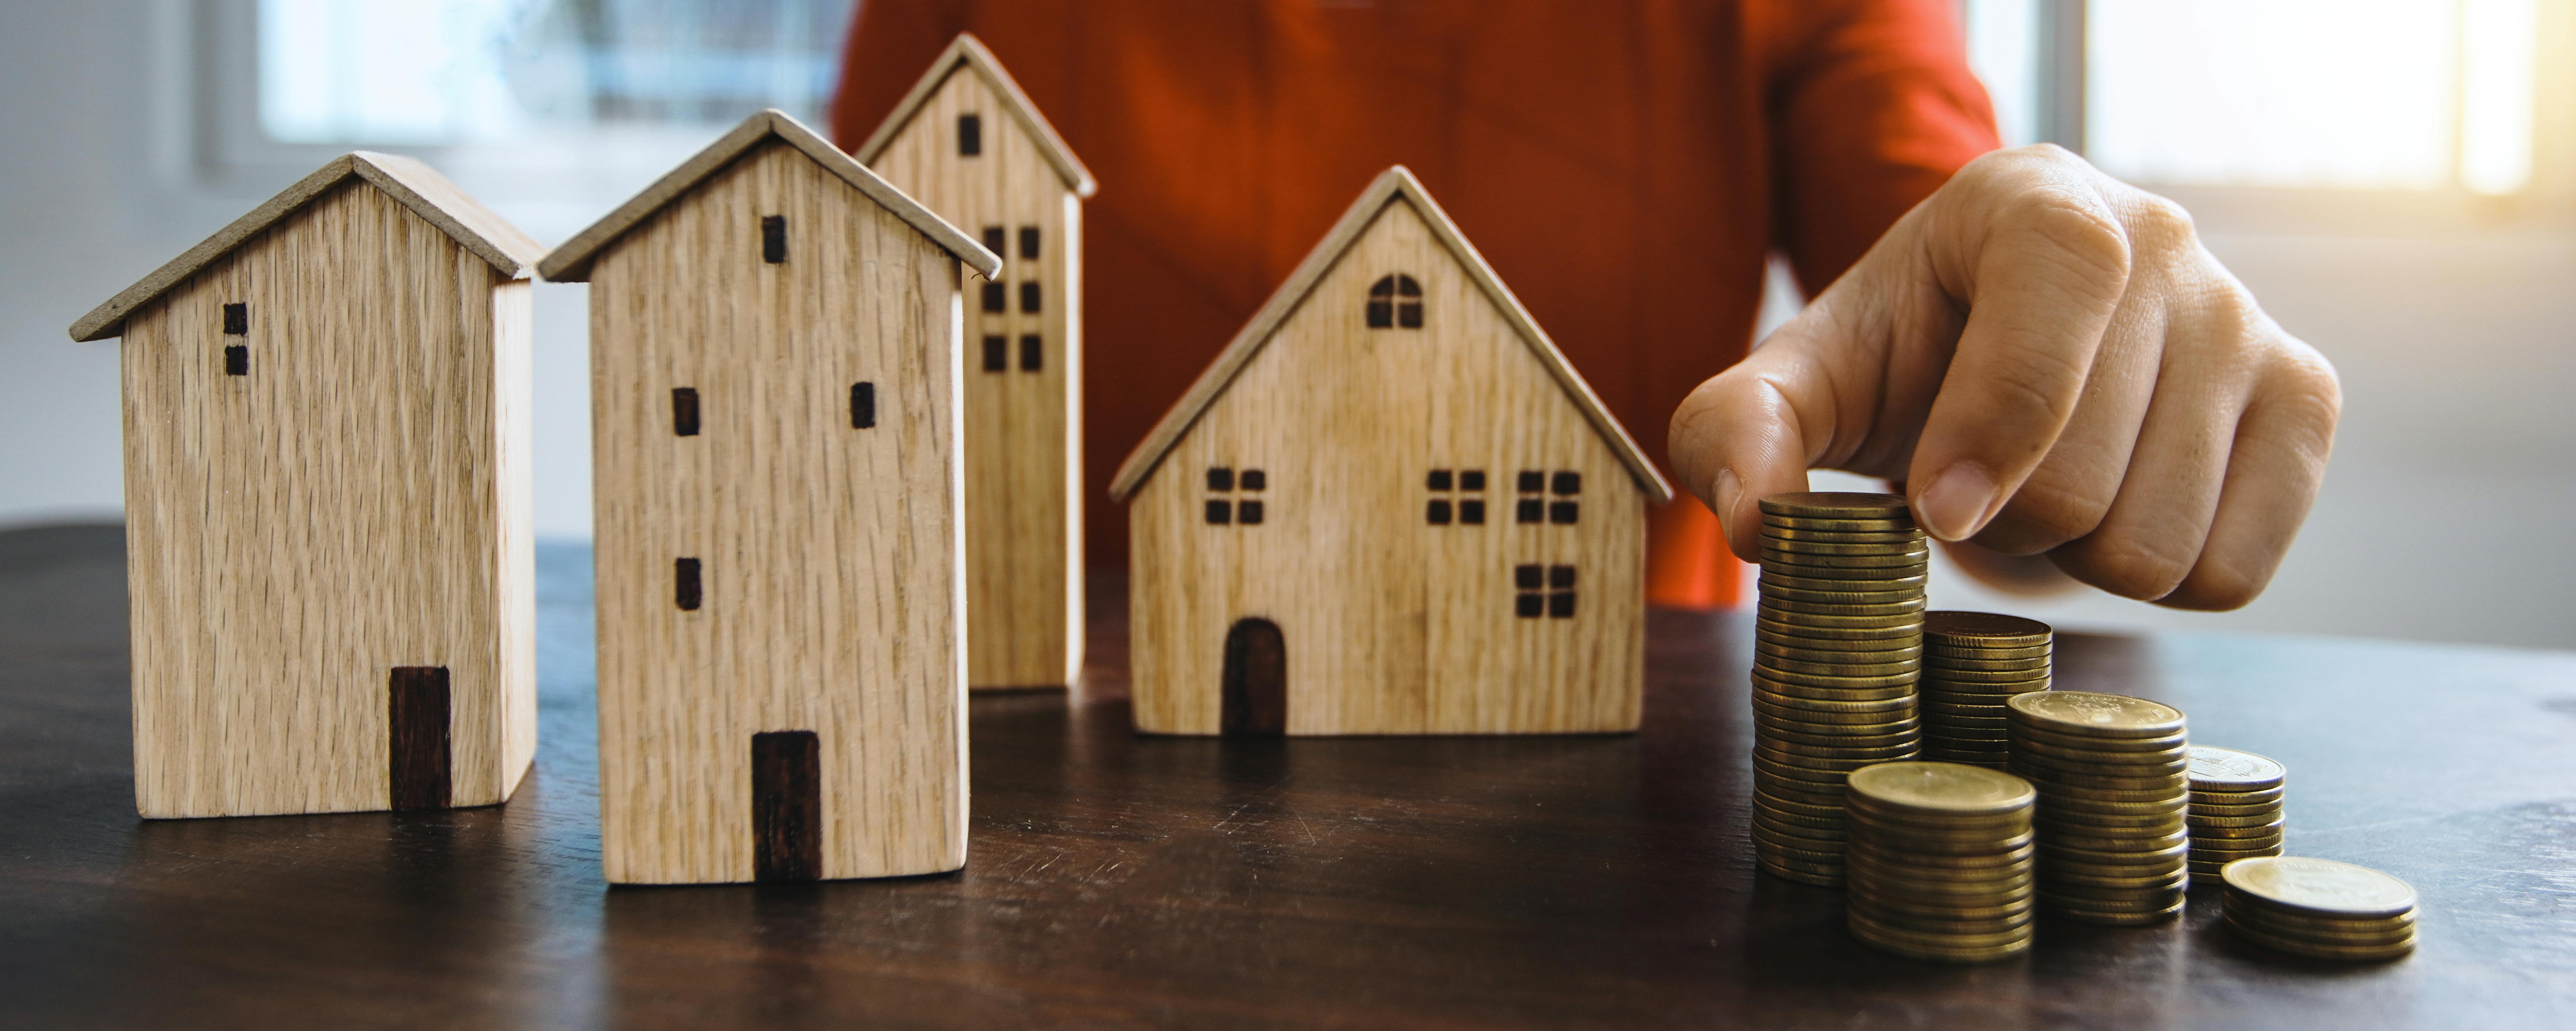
[
  {"xmin": 1750, "ymin": 492, "xmax": 1927, "ymax": 887},
  {"xmin": 2187, "ymin": 746, "xmax": 2287, "ymax": 880},
  {"xmin": 2221, "ymin": 856, "xmax": 2417, "ymax": 962},
  {"xmin": 1919, "ymin": 612, "xmax": 2054, "ymax": 769},
  {"xmin": 1844, "ymin": 762, "xmax": 2038, "ymax": 963},
  {"xmin": 2005, "ymin": 691, "xmax": 2191, "ymax": 924}
]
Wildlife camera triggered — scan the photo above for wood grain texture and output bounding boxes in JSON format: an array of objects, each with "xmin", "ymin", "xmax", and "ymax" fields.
[
  {"xmin": 70, "ymin": 152, "xmax": 544, "ymax": 342},
  {"xmin": 538, "ymin": 109, "xmax": 999, "ymax": 283},
  {"xmin": 15, "ymin": 537, "xmax": 2569, "ymax": 1029},
  {"xmin": 1110, "ymin": 166, "xmax": 1672, "ymax": 507},
  {"xmin": 1128, "ymin": 197, "xmax": 1645, "ymax": 735},
  {"xmin": 850, "ymin": 32, "xmax": 1098, "ymax": 198},
  {"xmin": 587, "ymin": 138, "xmax": 968, "ymax": 885},
  {"xmin": 120, "ymin": 178, "xmax": 536, "ymax": 818},
  {"xmin": 867, "ymin": 54, "xmax": 1085, "ymax": 690}
]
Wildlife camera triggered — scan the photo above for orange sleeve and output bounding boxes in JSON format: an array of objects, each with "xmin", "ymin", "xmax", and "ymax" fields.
[
  {"xmin": 826, "ymin": 0, "xmax": 974, "ymax": 150},
  {"xmin": 1768, "ymin": 0, "xmax": 2001, "ymax": 295}
]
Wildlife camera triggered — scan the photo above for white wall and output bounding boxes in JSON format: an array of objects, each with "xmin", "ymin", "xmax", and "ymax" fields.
[{"xmin": 4, "ymin": 4, "xmax": 2571, "ymax": 648}]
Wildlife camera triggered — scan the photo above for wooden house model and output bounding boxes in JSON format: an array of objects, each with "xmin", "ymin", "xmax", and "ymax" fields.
[
  {"xmin": 540, "ymin": 110, "xmax": 1000, "ymax": 884},
  {"xmin": 68, "ymin": 153, "xmax": 545, "ymax": 818},
  {"xmin": 854, "ymin": 33, "xmax": 1097, "ymax": 691},
  {"xmin": 1110, "ymin": 167, "xmax": 1673, "ymax": 737}
]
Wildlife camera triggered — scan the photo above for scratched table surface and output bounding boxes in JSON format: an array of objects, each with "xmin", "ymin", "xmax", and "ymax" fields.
[{"xmin": 3, "ymin": 524, "xmax": 2572, "ymax": 1030}]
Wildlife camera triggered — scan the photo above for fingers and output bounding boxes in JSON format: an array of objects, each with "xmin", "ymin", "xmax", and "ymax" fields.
[
  {"xmin": 1668, "ymin": 330, "xmax": 1843, "ymax": 560},
  {"xmin": 1905, "ymin": 154, "xmax": 2136, "ymax": 543},
  {"xmin": 2160, "ymin": 342, "xmax": 2341, "ymax": 610}
]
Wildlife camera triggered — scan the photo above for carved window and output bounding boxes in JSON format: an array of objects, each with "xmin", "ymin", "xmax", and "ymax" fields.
[
  {"xmin": 1020, "ymin": 334, "xmax": 1043, "ymax": 372},
  {"xmin": 981, "ymin": 282, "xmax": 1006, "ymax": 313},
  {"xmin": 761, "ymin": 216, "xmax": 786, "ymax": 263},
  {"xmin": 982, "ymin": 225, "xmax": 1006, "ymax": 254},
  {"xmin": 982, "ymin": 335, "xmax": 1007, "ymax": 372},
  {"xmin": 672, "ymin": 388, "xmax": 700, "ymax": 435},
  {"xmin": 1514, "ymin": 563, "xmax": 1575, "ymax": 618},
  {"xmin": 1207, "ymin": 466, "xmax": 1266, "ymax": 527},
  {"xmin": 1019, "ymin": 226, "xmax": 1041, "ymax": 260},
  {"xmin": 1367, "ymin": 274, "xmax": 1422, "ymax": 329},
  {"xmin": 1427, "ymin": 467, "xmax": 1486, "ymax": 526},
  {"xmin": 1517, "ymin": 469, "xmax": 1579, "ymax": 524},
  {"xmin": 957, "ymin": 114, "xmax": 982, "ymax": 156}
]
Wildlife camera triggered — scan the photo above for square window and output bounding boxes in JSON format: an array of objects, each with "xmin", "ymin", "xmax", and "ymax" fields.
[
  {"xmin": 1426, "ymin": 499, "xmax": 1452, "ymax": 525},
  {"xmin": 1517, "ymin": 499, "xmax": 1544, "ymax": 524},
  {"xmin": 1516, "ymin": 593, "xmax": 1545, "ymax": 618},
  {"xmin": 224, "ymin": 345, "xmax": 249, "ymax": 376},
  {"xmin": 1020, "ymin": 334, "xmax": 1043, "ymax": 372},
  {"xmin": 1207, "ymin": 467, "xmax": 1234, "ymax": 491},
  {"xmin": 1459, "ymin": 500, "xmax": 1486, "ymax": 524},
  {"xmin": 1367, "ymin": 300, "xmax": 1393, "ymax": 328},
  {"xmin": 982, "ymin": 225, "xmax": 1006, "ymax": 254},
  {"xmin": 1548, "ymin": 591, "xmax": 1576, "ymax": 618},
  {"xmin": 1398, "ymin": 302, "xmax": 1422, "ymax": 329},
  {"xmin": 1427, "ymin": 469, "xmax": 1452, "ymax": 491},
  {"xmin": 1553, "ymin": 471, "xmax": 1582, "ymax": 495},
  {"xmin": 1550, "ymin": 501, "xmax": 1579, "ymax": 525},
  {"xmin": 982, "ymin": 335, "xmax": 1007, "ymax": 372},
  {"xmin": 1548, "ymin": 564, "xmax": 1576, "ymax": 589},
  {"xmin": 1205, "ymin": 500, "xmax": 1232, "ymax": 525},
  {"xmin": 222, "ymin": 302, "xmax": 248, "ymax": 335},
  {"xmin": 1241, "ymin": 469, "xmax": 1266, "ymax": 491},
  {"xmin": 1460, "ymin": 470, "xmax": 1486, "ymax": 491},
  {"xmin": 981, "ymin": 282, "xmax": 1006, "ymax": 313},
  {"xmin": 1239, "ymin": 500, "xmax": 1264, "ymax": 525},
  {"xmin": 1518, "ymin": 470, "xmax": 1545, "ymax": 492},
  {"xmin": 1514, "ymin": 564, "xmax": 1543, "ymax": 589}
]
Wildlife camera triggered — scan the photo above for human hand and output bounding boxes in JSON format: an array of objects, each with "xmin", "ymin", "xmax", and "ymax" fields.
[{"xmin": 1668, "ymin": 145, "xmax": 2340, "ymax": 610}]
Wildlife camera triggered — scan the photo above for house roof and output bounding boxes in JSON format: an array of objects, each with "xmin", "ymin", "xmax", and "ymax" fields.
[
  {"xmin": 1109, "ymin": 166, "xmax": 1675, "ymax": 506},
  {"xmin": 538, "ymin": 109, "xmax": 1002, "ymax": 283},
  {"xmin": 850, "ymin": 33, "xmax": 1097, "ymax": 198},
  {"xmin": 68, "ymin": 152, "xmax": 547, "ymax": 342}
]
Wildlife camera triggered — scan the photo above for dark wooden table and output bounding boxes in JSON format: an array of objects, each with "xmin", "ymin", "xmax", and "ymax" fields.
[{"xmin": 4, "ymin": 524, "xmax": 2572, "ymax": 1029}]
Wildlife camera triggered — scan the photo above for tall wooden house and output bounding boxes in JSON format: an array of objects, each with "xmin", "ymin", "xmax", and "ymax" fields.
[
  {"xmin": 854, "ymin": 33, "xmax": 1096, "ymax": 691},
  {"xmin": 1111, "ymin": 167, "xmax": 1673, "ymax": 737},
  {"xmin": 540, "ymin": 110, "xmax": 999, "ymax": 884},
  {"xmin": 68, "ymin": 153, "xmax": 545, "ymax": 818}
]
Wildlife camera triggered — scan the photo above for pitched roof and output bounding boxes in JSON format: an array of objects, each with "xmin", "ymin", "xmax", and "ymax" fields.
[
  {"xmin": 850, "ymin": 33, "xmax": 1097, "ymax": 198},
  {"xmin": 1109, "ymin": 166, "xmax": 1674, "ymax": 505},
  {"xmin": 538, "ymin": 109, "xmax": 1002, "ymax": 283},
  {"xmin": 68, "ymin": 152, "xmax": 546, "ymax": 342}
]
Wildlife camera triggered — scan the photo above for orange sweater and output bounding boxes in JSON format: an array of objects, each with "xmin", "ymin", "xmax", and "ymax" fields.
[{"xmin": 831, "ymin": 0, "xmax": 1998, "ymax": 608}]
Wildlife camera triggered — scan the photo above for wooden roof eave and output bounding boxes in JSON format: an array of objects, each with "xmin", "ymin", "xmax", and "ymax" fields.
[
  {"xmin": 67, "ymin": 152, "xmax": 547, "ymax": 343},
  {"xmin": 850, "ymin": 32, "xmax": 1097, "ymax": 199},
  {"xmin": 537, "ymin": 109, "xmax": 1002, "ymax": 284},
  {"xmin": 1108, "ymin": 166, "xmax": 1674, "ymax": 506}
]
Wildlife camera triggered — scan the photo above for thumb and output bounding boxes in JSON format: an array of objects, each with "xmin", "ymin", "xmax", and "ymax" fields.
[{"xmin": 1668, "ymin": 300, "xmax": 1883, "ymax": 561}]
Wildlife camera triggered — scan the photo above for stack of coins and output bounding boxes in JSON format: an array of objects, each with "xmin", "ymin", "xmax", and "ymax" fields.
[
  {"xmin": 1844, "ymin": 762, "xmax": 2038, "ymax": 963},
  {"xmin": 2005, "ymin": 691, "xmax": 2191, "ymax": 924},
  {"xmin": 2221, "ymin": 856, "xmax": 2417, "ymax": 962},
  {"xmin": 2187, "ymin": 746, "xmax": 2287, "ymax": 880},
  {"xmin": 1920, "ymin": 612, "xmax": 2054, "ymax": 769},
  {"xmin": 1750, "ymin": 492, "xmax": 1928, "ymax": 887}
]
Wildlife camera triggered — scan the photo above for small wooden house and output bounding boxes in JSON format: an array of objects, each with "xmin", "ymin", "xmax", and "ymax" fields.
[
  {"xmin": 1110, "ymin": 167, "xmax": 1673, "ymax": 737},
  {"xmin": 854, "ymin": 33, "xmax": 1096, "ymax": 691},
  {"xmin": 68, "ymin": 152, "xmax": 545, "ymax": 818},
  {"xmin": 540, "ymin": 110, "xmax": 1000, "ymax": 884}
]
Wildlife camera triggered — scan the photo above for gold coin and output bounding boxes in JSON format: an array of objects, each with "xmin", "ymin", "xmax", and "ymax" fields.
[
  {"xmin": 1753, "ymin": 789, "xmax": 1848, "ymax": 819},
  {"xmin": 1845, "ymin": 862, "xmax": 2036, "ymax": 896},
  {"xmin": 2032, "ymin": 785, "xmax": 2188, "ymax": 810},
  {"xmin": 1753, "ymin": 748, "xmax": 1892, "ymax": 774},
  {"xmin": 1753, "ymin": 830, "xmax": 1847, "ymax": 865},
  {"xmin": 1763, "ymin": 734, "xmax": 1921, "ymax": 761},
  {"xmin": 2039, "ymin": 836, "xmax": 2191, "ymax": 862},
  {"xmin": 2043, "ymin": 897, "xmax": 2187, "ymax": 927},
  {"xmin": 1927, "ymin": 642, "xmax": 2052, "ymax": 662},
  {"xmin": 1921, "ymin": 666, "xmax": 2055, "ymax": 685},
  {"xmin": 1753, "ymin": 813, "xmax": 1847, "ymax": 842},
  {"xmin": 1753, "ymin": 635, "xmax": 1923, "ymax": 661},
  {"xmin": 1754, "ymin": 804, "xmax": 1848, "ymax": 833},
  {"xmin": 2194, "ymin": 786, "xmax": 2288, "ymax": 808},
  {"xmin": 2228, "ymin": 916, "xmax": 2416, "ymax": 949},
  {"xmin": 1921, "ymin": 700, "xmax": 2012, "ymax": 719},
  {"xmin": 1753, "ymin": 776, "xmax": 1851, "ymax": 808},
  {"xmin": 2223, "ymin": 915, "xmax": 2413, "ymax": 962},
  {"xmin": 1758, "ymin": 657, "xmax": 1924, "ymax": 681},
  {"xmin": 1762, "ymin": 537, "xmax": 1935, "ymax": 557},
  {"xmin": 2187, "ymin": 745, "xmax": 2287, "ymax": 792},
  {"xmin": 2191, "ymin": 818, "xmax": 2288, "ymax": 839},
  {"xmin": 2192, "ymin": 837, "xmax": 2288, "ymax": 858},
  {"xmin": 2184, "ymin": 804, "xmax": 2283, "ymax": 825},
  {"xmin": 2013, "ymin": 763, "xmax": 2189, "ymax": 793},
  {"xmin": 1846, "ymin": 808, "xmax": 2034, "ymax": 842},
  {"xmin": 1754, "ymin": 667, "xmax": 1921, "ymax": 691},
  {"xmin": 1755, "ymin": 619, "xmax": 1923, "ymax": 642},
  {"xmin": 1758, "ymin": 858, "xmax": 1846, "ymax": 888},
  {"xmin": 1752, "ymin": 756, "xmax": 1865, "ymax": 784},
  {"xmin": 1920, "ymin": 743, "xmax": 2012, "ymax": 759},
  {"xmin": 1847, "ymin": 909, "xmax": 2034, "ymax": 951},
  {"xmin": 1846, "ymin": 762, "xmax": 2035, "ymax": 818},
  {"xmin": 1758, "ymin": 723, "xmax": 1922, "ymax": 750},
  {"xmin": 1847, "ymin": 881, "xmax": 2034, "ymax": 915},
  {"xmin": 1757, "ymin": 585, "xmax": 1928, "ymax": 611},
  {"xmin": 2009, "ymin": 738, "xmax": 2187, "ymax": 771},
  {"xmin": 1846, "ymin": 836, "xmax": 2035, "ymax": 868},
  {"xmin": 1751, "ymin": 689, "xmax": 1919, "ymax": 714},
  {"xmin": 1761, "ymin": 513, "xmax": 1917, "ymax": 531},
  {"xmin": 2222, "ymin": 893, "xmax": 2415, "ymax": 936},
  {"xmin": 1922, "ymin": 611, "xmax": 2053, "ymax": 646},
  {"xmin": 1761, "ymin": 549, "xmax": 1931, "ymax": 570},
  {"xmin": 2039, "ymin": 878, "xmax": 2190, "ymax": 904},
  {"xmin": 1759, "ymin": 491, "xmax": 1912, "ymax": 519},
  {"xmin": 1760, "ymin": 568, "xmax": 1931, "ymax": 591},
  {"xmin": 1755, "ymin": 679, "xmax": 1918, "ymax": 704},
  {"xmin": 2043, "ymin": 825, "xmax": 2190, "ymax": 849},
  {"xmin": 1848, "ymin": 928, "xmax": 2032, "ymax": 964},
  {"xmin": 2036, "ymin": 809, "xmax": 2185, "ymax": 832},
  {"xmin": 1923, "ymin": 715, "xmax": 2011, "ymax": 733},
  {"xmin": 1846, "ymin": 898, "xmax": 2035, "ymax": 936},
  {"xmin": 1761, "ymin": 526, "xmax": 1926, "ymax": 544},
  {"xmin": 2007, "ymin": 691, "xmax": 2186, "ymax": 738},
  {"xmin": 2012, "ymin": 725, "xmax": 2188, "ymax": 754},
  {"xmin": 1758, "ymin": 595, "xmax": 1929, "ymax": 617},
  {"xmin": 1924, "ymin": 654, "xmax": 2053, "ymax": 673},
  {"xmin": 1760, "ymin": 609, "xmax": 1930, "ymax": 632}
]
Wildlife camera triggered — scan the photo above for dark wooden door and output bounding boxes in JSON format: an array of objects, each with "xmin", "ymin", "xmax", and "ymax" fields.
[
  {"xmin": 751, "ymin": 731, "xmax": 822, "ymax": 882},
  {"xmin": 387, "ymin": 666, "xmax": 451, "ymax": 810},
  {"xmin": 1220, "ymin": 618, "xmax": 1286, "ymax": 737}
]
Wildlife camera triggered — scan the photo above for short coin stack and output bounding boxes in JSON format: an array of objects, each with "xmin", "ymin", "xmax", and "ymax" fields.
[
  {"xmin": 2221, "ymin": 856, "xmax": 2417, "ymax": 962},
  {"xmin": 1844, "ymin": 762, "xmax": 2038, "ymax": 963},
  {"xmin": 1919, "ymin": 612, "xmax": 2054, "ymax": 769},
  {"xmin": 1750, "ymin": 492, "xmax": 1928, "ymax": 887},
  {"xmin": 2187, "ymin": 746, "xmax": 2287, "ymax": 880},
  {"xmin": 2005, "ymin": 691, "xmax": 2191, "ymax": 924}
]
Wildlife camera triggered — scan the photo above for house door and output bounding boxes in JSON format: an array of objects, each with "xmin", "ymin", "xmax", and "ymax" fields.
[
  {"xmin": 1221, "ymin": 618, "xmax": 1287, "ymax": 736},
  {"xmin": 388, "ymin": 666, "xmax": 451, "ymax": 810},
  {"xmin": 751, "ymin": 730, "xmax": 822, "ymax": 882}
]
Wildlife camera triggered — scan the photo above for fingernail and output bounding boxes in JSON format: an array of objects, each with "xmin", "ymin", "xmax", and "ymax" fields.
[
  {"xmin": 1916, "ymin": 463, "xmax": 1997, "ymax": 541},
  {"xmin": 1711, "ymin": 468, "xmax": 1744, "ymax": 546}
]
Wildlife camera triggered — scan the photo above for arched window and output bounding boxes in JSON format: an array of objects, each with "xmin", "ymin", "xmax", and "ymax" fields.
[{"xmin": 1367, "ymin": 274, "xmax": 1422, "ymax": 329}]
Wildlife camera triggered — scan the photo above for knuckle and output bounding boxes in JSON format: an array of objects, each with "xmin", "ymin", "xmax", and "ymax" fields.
[
  {"xmin": 2011, "ymin": 190, "xmax": 2134, "ymax": 281},
  {"xmin": 1994, "ymin": 476, "xmax": 2115, "ymax": 551},
  {"xmin": 2060, "ymin": 531, "xmax": 2198, "ymax": 601},
  {"xmin": 2163, "ymin": 560, "xmax": 2268, "ymax": 612}
]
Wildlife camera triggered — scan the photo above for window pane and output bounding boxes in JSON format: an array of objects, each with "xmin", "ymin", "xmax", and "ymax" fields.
[
  {"xmin": 1241, "ymin": 469, "xmax": 1266, "ymax": 491},
  {"xmin": 1205, "ymin": 500, "xmax": 1232, "ymax": 525},
  {"xmin": 1426, "ymin": 500, "xmax": 1453, "ymax": 525},
  {"xmin": 2087, "ymin": 0, "xmax": 2472, "ymax": 190},
  {"xmin": 1239, "ymin": 500, "xmax": 1265, "ymax": 525},
  {"xmin": 1207, "ymin": 467, "xmax": 1234, "ymax": 491},
  {"xmin": 1459, "ymin": 500, "xmax": 1485, "ymax": 525},
  {"xmin": 1427, "ymin": 469, "xmax": 1452, "ymax": 491}
]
